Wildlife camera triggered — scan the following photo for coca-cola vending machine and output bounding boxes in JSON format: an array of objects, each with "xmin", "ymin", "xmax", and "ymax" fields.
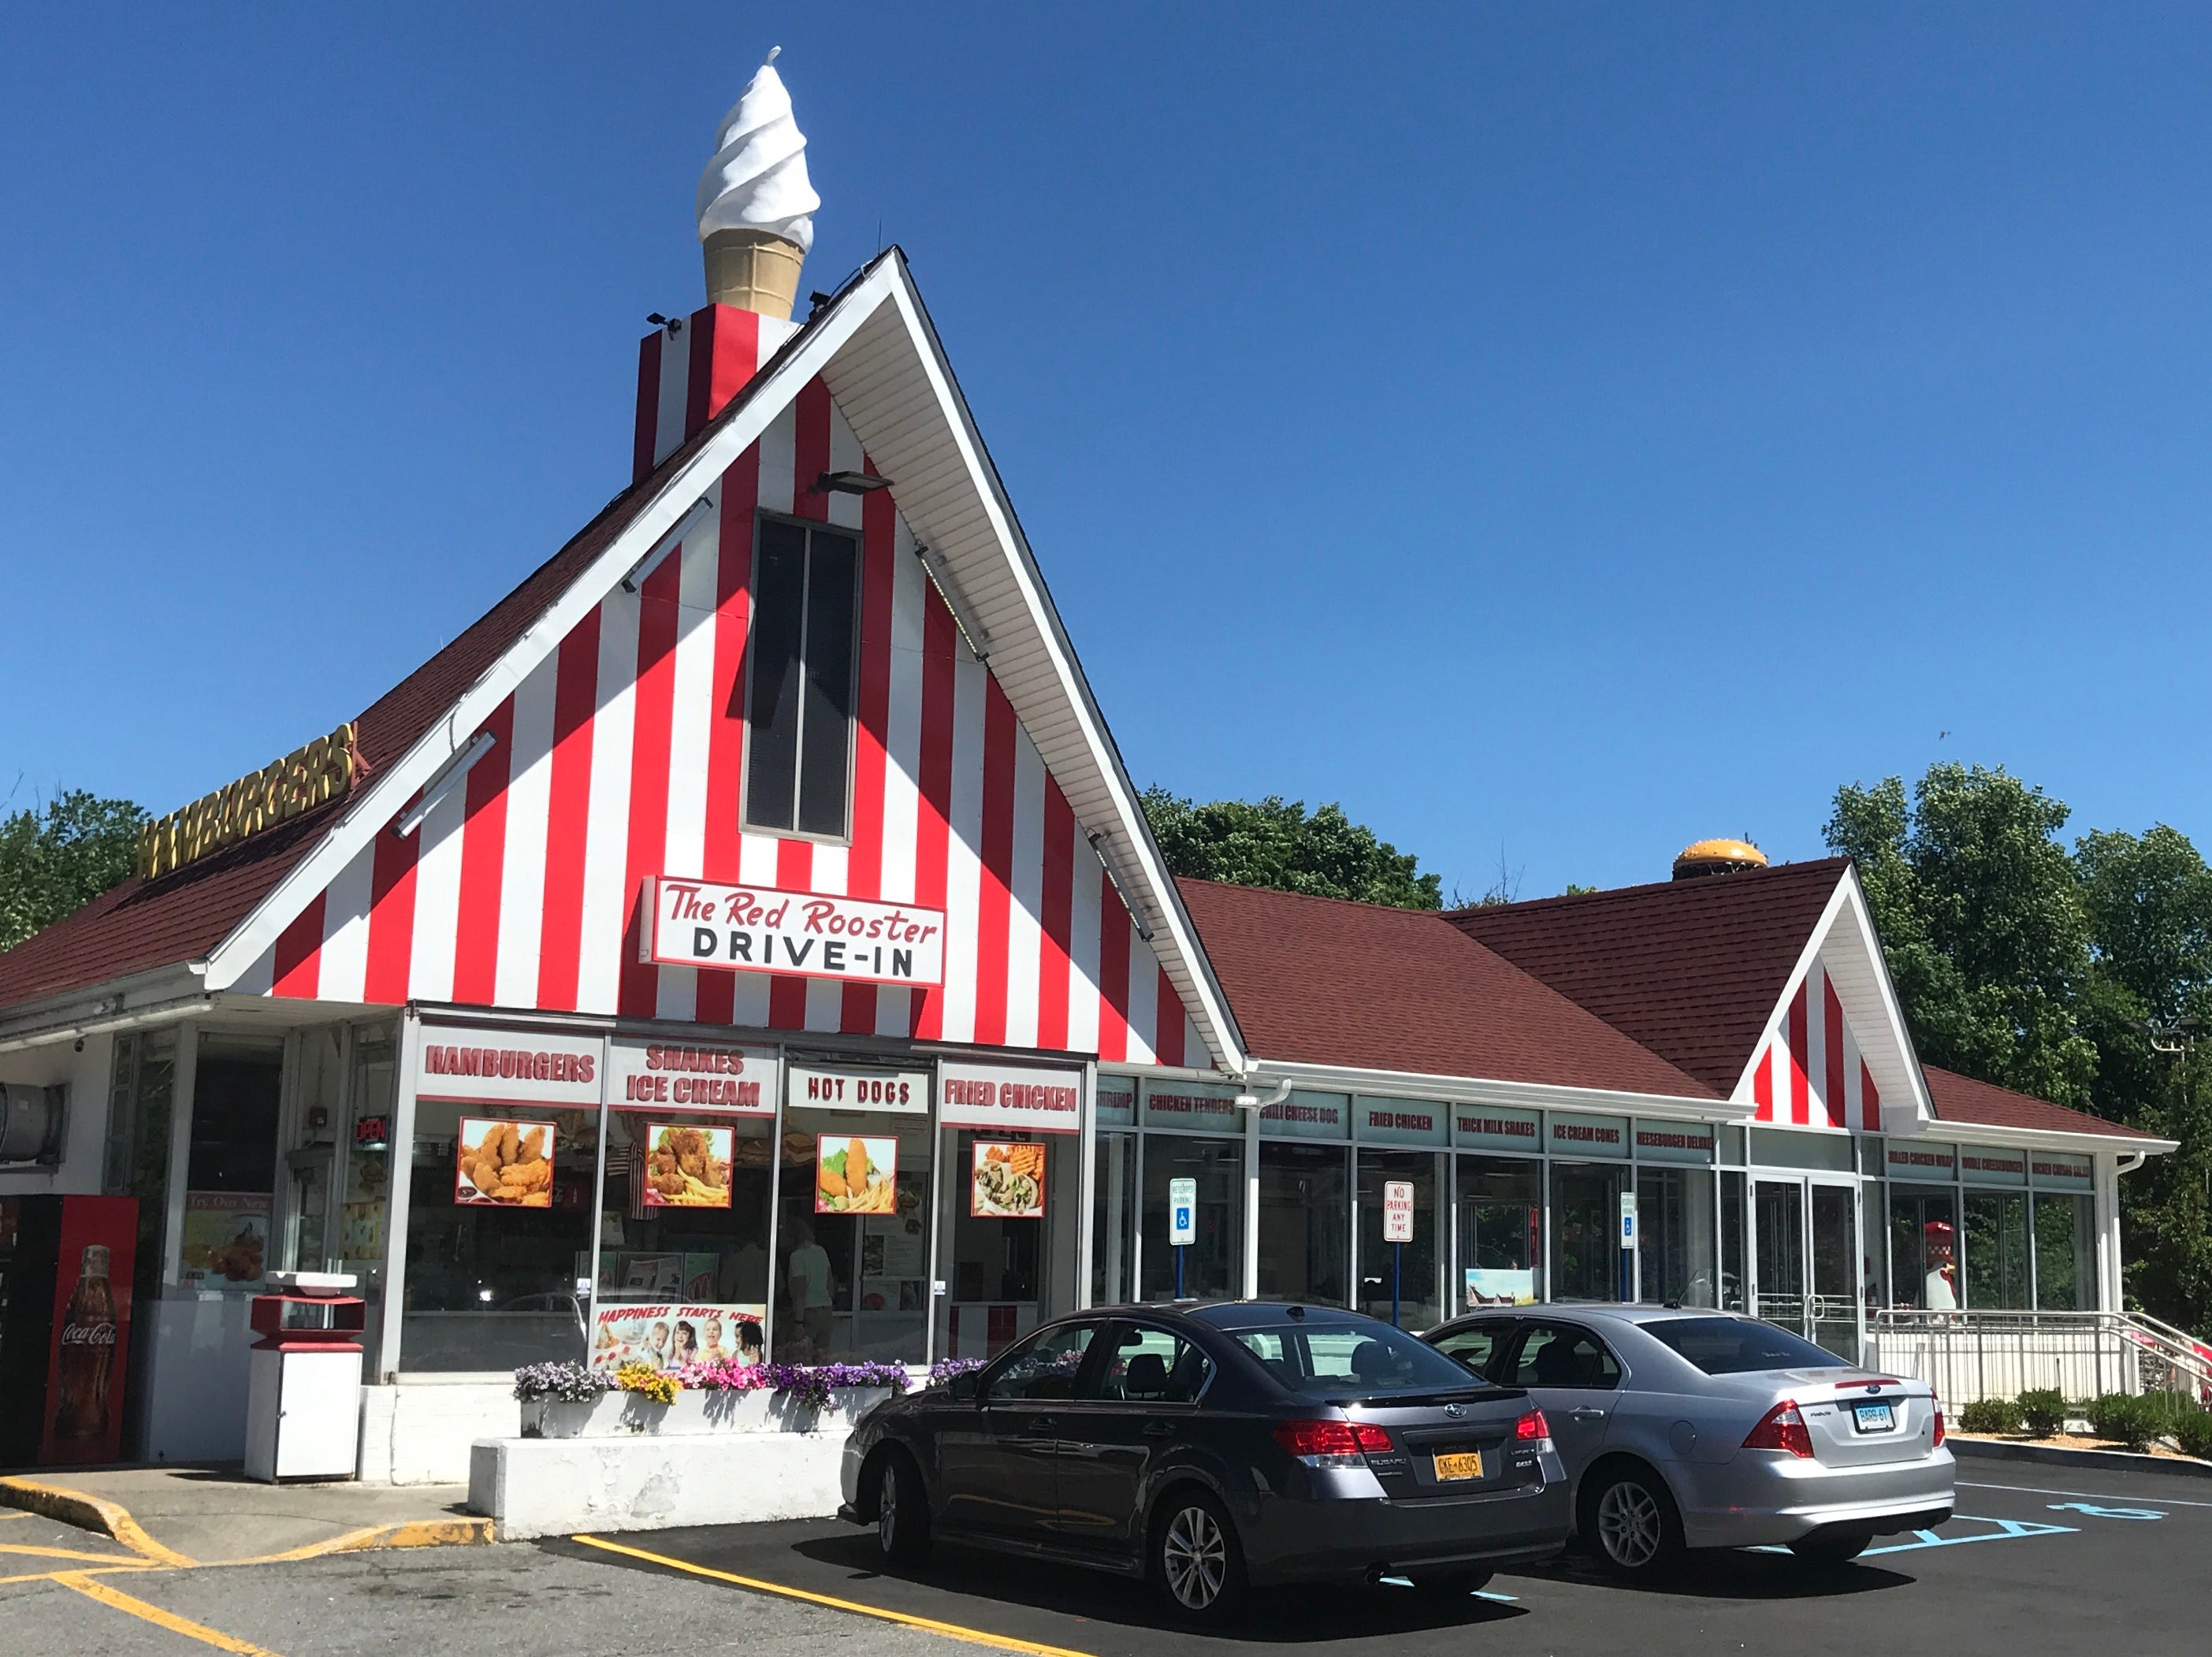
[{"xmin": 0, "ymin": 1195, "xmax": 137, "ymax": 1467}]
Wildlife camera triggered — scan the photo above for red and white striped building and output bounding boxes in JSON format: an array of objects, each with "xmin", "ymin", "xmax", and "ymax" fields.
[{"xmin": 0, "ymin": 105, "xmax": 2172, "ymax": 1478}]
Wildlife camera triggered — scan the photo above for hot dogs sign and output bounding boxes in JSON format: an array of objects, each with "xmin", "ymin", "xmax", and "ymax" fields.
[{"xmin": 643, "ymin": 878, "xmax": 946, "ymax": 986}]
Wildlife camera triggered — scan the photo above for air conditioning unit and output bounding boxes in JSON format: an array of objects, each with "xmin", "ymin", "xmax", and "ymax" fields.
[{"xmin": 0, "ymin": 1083, "xmax": 68, "ymax": 1166}]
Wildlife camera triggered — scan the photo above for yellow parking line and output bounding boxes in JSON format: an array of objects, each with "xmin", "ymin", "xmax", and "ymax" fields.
[
  {"xmin": 0, "ymin": 1474, "xmax": 197, "ymax": 1567},
  {"xmin": 51, "ymin": 1572, "xmax": 283, "ymax": 1655},
  {"xmin": 0, "ymin": 1540, "xmax": 150, "ymax": 1564},
  {"xmin": 571, "ymin": 1533, "xmax": 1095, "ymax": 1657}
]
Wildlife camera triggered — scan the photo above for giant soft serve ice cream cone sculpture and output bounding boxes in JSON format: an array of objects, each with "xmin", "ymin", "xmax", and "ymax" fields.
[{"xmin": 697, "ymin": 47, "xmax": 821, "ymax": 318}]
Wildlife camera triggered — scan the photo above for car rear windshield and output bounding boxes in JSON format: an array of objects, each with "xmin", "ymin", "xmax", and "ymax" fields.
[
  {"xmin": 1232, "ymin": 1322, "xmax": 1482, "ymax": 1395},
  {"xmin": 1643, "ymin": 1317, "xmax": 1852, "ymax": 1375}
]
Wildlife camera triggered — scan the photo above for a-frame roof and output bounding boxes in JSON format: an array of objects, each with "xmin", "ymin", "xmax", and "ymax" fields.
[
  {"xmin": 1448, "ymin": 859, "xmax": 1849, "ymax": 1093},
  {"xmin": 1, "ymin": 252, "xmax": 1248, "ymax": 1072}
]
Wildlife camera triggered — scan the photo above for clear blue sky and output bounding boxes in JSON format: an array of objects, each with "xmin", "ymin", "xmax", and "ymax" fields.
[{"xmin": 6, "ymin": 5, "xmax": 2211, "ymax": 901}]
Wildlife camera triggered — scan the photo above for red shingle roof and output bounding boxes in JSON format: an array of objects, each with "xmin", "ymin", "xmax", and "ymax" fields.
[
  {"xmin": 1175, "ymin": 877, "xmax": 1713, "ymax": 1099},
  {"xmin": 1924, "ymin": 1065, "xmax": 2147, "ymax": 1141},
  {"xmin": 0, "ymin": 277, "xmax": 870, "ymax": 1019},
  {"xmin": 1445, "ymin": 860, "xmax": 1849, "ymax": 1092}
]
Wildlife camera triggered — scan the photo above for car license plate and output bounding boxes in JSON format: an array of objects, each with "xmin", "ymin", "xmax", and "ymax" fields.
[
  {"xmin": 1853, "ymin": 1402, "xmax": 1896, "ymax": 1433},
  {"xmin": 1433, "ymin": 1451, "xmax": 1485, "ymax": 1481}
]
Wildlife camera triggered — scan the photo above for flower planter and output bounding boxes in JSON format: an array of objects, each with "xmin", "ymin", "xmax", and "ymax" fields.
[{"xmin": 520, "ymin": 1385, "xmax": 892, "ymax": 1439}]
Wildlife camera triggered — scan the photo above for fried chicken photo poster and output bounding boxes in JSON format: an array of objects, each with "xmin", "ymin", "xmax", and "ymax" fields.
[
  {"xmin": 455, "ymin": 1117, "xmax": 555, "ymax": 1206},
  {"xmin": 816, "ymin": 1135, "xmax": 896, "ymax": 1214},
  {"xmin": 643, "ymin": 1124, "xmax": 734, "ymax": 1209},
  {"xmin": 972, "ymin": 1141, "xmax": 1046, "ymax": 1218}
]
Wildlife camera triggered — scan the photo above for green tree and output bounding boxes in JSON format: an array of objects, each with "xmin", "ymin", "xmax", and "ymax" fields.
[
  {"xmin": 0, "ymin": 789, "xmax": 147, "ymax": 951},
  {"xmin": 1826, "ymin": 764, "xmax": 2095, "ymax": 1105},
  {"xmin": 1140, "ymin": 789, "xmax": 1441, "ymax": 909}
]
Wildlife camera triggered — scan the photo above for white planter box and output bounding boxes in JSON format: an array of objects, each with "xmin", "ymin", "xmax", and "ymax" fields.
[
  {"xmin": 471, "ymin": 1431, "xmax": 853, "ymax": 1539},
  {"xmin": 521, "ymin": 1386, "xmax": 893, "ymax": 1439}
]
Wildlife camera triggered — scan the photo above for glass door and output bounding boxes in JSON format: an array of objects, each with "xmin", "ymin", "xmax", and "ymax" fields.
[
  {"xmin": 1809, "ymin": 1183, "xmax": 1860, "ymax": 1360},
  {"xmin": 1753, "ymin": 1180, "xmax": 1807, "ymax": 1335}
]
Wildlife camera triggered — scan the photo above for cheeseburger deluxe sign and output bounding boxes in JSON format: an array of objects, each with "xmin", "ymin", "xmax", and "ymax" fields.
[{"xmin": 643, "ymin": 879, "xmax": 946, "ymax": 986}]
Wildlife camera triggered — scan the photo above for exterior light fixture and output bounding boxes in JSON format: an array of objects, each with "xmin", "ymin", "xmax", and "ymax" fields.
[
  {"xmin": 812, "ymin": 470, "xmax": 892, "ymax": 496},
  {"xmin": 393, "ymin": 730, "xmax": 500, "ymax": 838},
  {"xmin": 914, "ymin": 543, "xmax": 992, "ymax": 662},
  {"xmin": 621, "ymin": 495, "xmax": 718, "ymax": 593},
  {"xmin": 1088, "ymin": 830, "xmax": 1154, "ymax": 942}
]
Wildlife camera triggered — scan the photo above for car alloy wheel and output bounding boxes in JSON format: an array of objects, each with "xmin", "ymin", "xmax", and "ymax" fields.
[
  {"xmin": 1162, "ymin": 1503, "xmax": 1229, "ymax": 1611},
  {"xmin": 1596, "ymin": 1477, "xmax": 1665, "ymax": 1570},
  {"xmin": 875, "ymin": 1451, "xmax": 930, "ymax": 1565}
]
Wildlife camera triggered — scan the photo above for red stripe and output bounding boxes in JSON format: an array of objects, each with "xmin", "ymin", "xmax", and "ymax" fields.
[
  {"xmin": 1097, "ymin": 897, "xmax": 1132, "ymax": 1064},
  {"xmin": 361, "ymin": 808, "xmax": 420, "ymax": 1006},
  {"xmin": 1035, "ymin": 782, "xmax": 1073, "ymax": 1051},
  {"xmin": 270, "ymin": 894, "xmax": 325, "ymax": 1000},
  {"xmin": 633, "ymin": 333, "xmax": 661, "ymax": 484},
  {"xmin": 841, "ymin": 463, "xmax": 897, "ymax": 1034},
  {"xmin": 791, "ymin": 378, "xmax": 831, "ymax": 521},
  {"xmin": 684, "ymin": 307, "xmax": 716, "ymax": 439},
  {"xmin": 1823, "ymin": 972, "xmax": 1847, "ymax": 1131},
  {"xmin": 768, "ymin": 837, "xmax": 813, "ymax": 1028},
  {"xmin": 1861, "ymin": 1061, "xmax": 1882, "ymax": 1132},
  {"xmin": 909, "ymin": 588, "xmax": 957, "ymax": 1039},
  {"xmin": 536, "ymin": 607, "xmax": 602, "ymax": 1011},
  {"xmin": 1786, "ymin": 984, "xmax": 1810, "ymax": 1127},
  {"xmin": 1153, "ymin": 967, "xmax": 1186, "ymax": 1068},
  {"xmin": 712, "ymin": 305, "xmax": 760, "ymax": 421},
  {"xmin": 972, "ymin": 682, "xmax": 1017, "ymax": 1046},
  {"xmin": 1753, "ymin": 1041, "xmax": 1774, "ymax": 1121},
  {"xmin": 448, "ymin": 698, "xmax": 515, "ymax": 1007},
  {"xmin": 618, "ymin": 551, "xmax": 682, "ymax": 1018}
]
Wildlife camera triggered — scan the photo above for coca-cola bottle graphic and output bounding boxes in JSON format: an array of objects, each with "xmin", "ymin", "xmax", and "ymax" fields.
[{"xmin": 54, "ymin": 1244, "xmax": 117, "ymax": 1442}]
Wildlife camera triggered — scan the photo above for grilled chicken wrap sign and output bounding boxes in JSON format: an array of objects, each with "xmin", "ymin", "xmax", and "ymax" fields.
[
  {"xmin": 972, "ymin": 1142, "xmax": 1047, "ymax": 1217},
  {"xmin": 644, "ymin": 877, "xmax": 946, "ymax": 986}
]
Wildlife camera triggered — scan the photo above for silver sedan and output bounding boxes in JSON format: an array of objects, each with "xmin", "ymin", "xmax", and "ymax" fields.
[{"xmin": 1419, "ymin": 1305, "xmax": 1954, "ymax": 1576}]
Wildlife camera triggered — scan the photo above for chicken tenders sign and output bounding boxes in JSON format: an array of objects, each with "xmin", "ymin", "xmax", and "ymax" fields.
[{"xmin": 643, "ymin": 878, "xmax": 946, "ymax": 987}]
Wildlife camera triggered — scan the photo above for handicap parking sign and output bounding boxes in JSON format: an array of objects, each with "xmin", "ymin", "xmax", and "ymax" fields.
[{"xmin": 1169, "ymin": 1176, "xmax": 1197, "ymax": 1245}]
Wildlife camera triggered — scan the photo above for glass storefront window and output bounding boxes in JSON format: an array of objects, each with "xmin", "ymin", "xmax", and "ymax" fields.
[
  {"xmin": 180, "ymin": 1035, "xmax": 285, "ymax": 1298},
  {"xmin": 1719, "ymin": 1170, "xmax": 1746, "ymax": 1311},
  {"xmin": 1888, "ymin": 1183, "xmax": 1959, "ymax": 1310},
  {"xmin": 2033, "ymin": 1192, "xmax": 2097, "ymax": 1311},
  {"xmin": 1355, "ymin": 1151, "xmax": 1440, "ymax": 1328},
  {"xmin": 1550, "ymin": 1161, "xmax": 1625, "ymax": 1302},
  {"xmin": 1456, "ymin": 1155, "xmax": 1541, "ymax": 1311},
  {"xmin": 935, "ymin": 1126, "xmax": 1080, "ymax": 1361},
  {"xmin": 777, "ymin": 1105, "xmax": 934, "ymax": 1364},
  {"xmin": 1964, "ymin": 1189, "xmax": 2031, "ymax": 1310},
  {"xmin": 1140, "ymin": 1135, "xmax": 1243, "ymax": 1302},
  {"xmin": 339, "ymin": 1026, "xmax": 397, "ymax": 1374},
  {"xmin": 1092, "ymin": 1131, "xmax": 1137, "ymax": 1306},
  {"xmin": 593, "ymin": 1111, "xmax": 775, "ymax": 1371},
  {"xmin": 1258, "ymin": 1142, "xmax": 1348, "ymax": 1305},
  {"xmin": 401, "ymin": 1098, "xmax": 600, "ymax": 1371},
  {"xmin": 1637, "ymin": 1166, "xmax": 1716, "ymax": 1307}
]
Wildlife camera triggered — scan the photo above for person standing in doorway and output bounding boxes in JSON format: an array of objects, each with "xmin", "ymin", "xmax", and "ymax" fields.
[{"xmin": 785, "ymin": 1219, "xmax": 835, "ymax": 1360}]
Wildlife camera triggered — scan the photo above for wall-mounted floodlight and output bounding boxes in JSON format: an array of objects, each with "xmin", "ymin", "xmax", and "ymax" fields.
[
  {"xmin": 622, "ymin": 496, "xmax": 718, "ymax": 593},
  {"xmin": 393, "ymin": 730, "xmax": 499, "ymax": 838},
  {"xmin": 812, "ymin": 470, "xmax": 891, "ymax": 496}
]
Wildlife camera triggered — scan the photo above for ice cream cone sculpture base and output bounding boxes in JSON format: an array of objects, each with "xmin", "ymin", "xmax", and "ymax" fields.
[{"xmin": 704, "ymin": 228, "xmax": 805, "ymax": 318}]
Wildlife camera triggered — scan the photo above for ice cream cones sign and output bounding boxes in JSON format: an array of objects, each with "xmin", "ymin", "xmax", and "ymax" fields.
[{"xmin": 697, "ymin": 46, "xmax": 820, "ymax": 318}]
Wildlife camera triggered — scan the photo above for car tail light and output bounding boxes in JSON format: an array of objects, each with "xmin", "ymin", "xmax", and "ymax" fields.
[
  {"xmin": 1272, "ymin": 1418, "xmax": 1392, "ymax": 1466},
  {"xmin": 1515, "ymin": 1409, "xmax": 1551, "ymax": 1443},
  {"xmin": 1933, "ymin": 1405, "xmax": 1946, "ymax": 1447},
  {"xmin": 1743, "ymin": 1399, "xmax": 1815, "ymax": 1458}
]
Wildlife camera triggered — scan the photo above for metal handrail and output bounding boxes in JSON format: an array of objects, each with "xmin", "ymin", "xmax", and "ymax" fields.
[{"xmin": 1868, "ymin": 1306, "xmax": 2212, "ymax": 1403}]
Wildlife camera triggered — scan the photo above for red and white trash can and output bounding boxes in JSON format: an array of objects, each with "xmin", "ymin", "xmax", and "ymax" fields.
[{"xmin": 243, "ymin": 1272, "xmax": 366, "ymax": 1482}]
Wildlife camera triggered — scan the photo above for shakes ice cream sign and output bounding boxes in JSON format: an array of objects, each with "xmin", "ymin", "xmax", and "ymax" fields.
[{"xmin": 643, "ymin": 878, "xmax": 946, "ymax": 986}]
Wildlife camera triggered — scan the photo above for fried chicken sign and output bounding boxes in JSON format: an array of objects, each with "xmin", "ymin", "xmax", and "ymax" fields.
[{"xmin": 643, "ymin": 1124, "xmax": 734, "ymax": 1209}]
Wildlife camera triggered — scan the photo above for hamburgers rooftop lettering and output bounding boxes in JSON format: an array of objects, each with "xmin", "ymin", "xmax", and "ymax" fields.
[{"xmin": 644, "ymin": 877, "xmax": 946, "ymax": 986}]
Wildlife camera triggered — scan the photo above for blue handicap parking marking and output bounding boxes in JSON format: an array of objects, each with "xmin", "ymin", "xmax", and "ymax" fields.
[{"xmin": 2046, "ymin": 1501, "xmax": 2166, "ymax": 1521}]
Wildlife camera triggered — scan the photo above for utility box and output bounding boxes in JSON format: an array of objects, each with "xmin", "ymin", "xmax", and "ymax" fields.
[{"xmin": 244, "ymin": 1272, "xmax": 365, "ymax": 1482}]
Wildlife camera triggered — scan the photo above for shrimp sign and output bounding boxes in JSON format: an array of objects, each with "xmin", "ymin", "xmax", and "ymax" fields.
[{"xmin": 642, "ymin": 877, "xmax": 947, "ymax": 986}]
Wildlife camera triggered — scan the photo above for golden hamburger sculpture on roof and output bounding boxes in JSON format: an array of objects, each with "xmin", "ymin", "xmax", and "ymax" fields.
[{"xmin": 1672, "ymin": 838, "xmax": 1769, "ymax": 880}]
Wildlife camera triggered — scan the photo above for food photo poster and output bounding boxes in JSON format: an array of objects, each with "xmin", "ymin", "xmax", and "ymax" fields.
[
  {"xmin": 643, "ymin": 1123, "xmax": 734, "ymax": 1209},
  {"xmin": 816, "ymin": 1135, "xmax": 896, "ymax": 1214},
  {"xmin": 455, "ymin": 1117, "xmax": 555, "ymax": 1206},
  {"xmin": 971, "ymin": 1141, "xmax": 1046, "ymax": 1218}
]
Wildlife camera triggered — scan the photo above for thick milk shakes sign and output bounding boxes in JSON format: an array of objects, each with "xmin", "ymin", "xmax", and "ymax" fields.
[{"xmin": 643, "ymin": 878, "xmax": 946, "ymax": 986}]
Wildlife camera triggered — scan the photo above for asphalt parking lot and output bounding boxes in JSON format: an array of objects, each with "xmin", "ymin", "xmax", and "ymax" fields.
[
  {"xmin": 554, "ymin": 1462, "xmax": 2212, "ymax": 1657},
  {"xmin": 3, "ymin": 1462, "xmax": 2205, "ymax": 1655}
]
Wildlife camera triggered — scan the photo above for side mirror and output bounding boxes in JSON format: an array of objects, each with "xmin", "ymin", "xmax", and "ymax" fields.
[{"xmin": 948, "ymin": 1372, "xmax": 982, "ymax": 1403}]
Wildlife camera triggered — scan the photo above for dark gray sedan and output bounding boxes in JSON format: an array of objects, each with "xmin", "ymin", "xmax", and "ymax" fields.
[
  {"xmin": 840, "ymin": 1302, "xmax": 1571, "ymax": 1621},
  {"xmin": 1422, "ymin": 1305, "xmax": 1954, "ymax": 1576}
]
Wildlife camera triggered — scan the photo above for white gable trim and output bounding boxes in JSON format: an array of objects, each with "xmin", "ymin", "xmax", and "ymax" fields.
[
  {"xmin": 197, "ymin": 256, "xmax": 1247, "ymax": 1072},
  {"xmin": 1725, "ymin": 867, "xmax": 1936, "ymax": 1130}
]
